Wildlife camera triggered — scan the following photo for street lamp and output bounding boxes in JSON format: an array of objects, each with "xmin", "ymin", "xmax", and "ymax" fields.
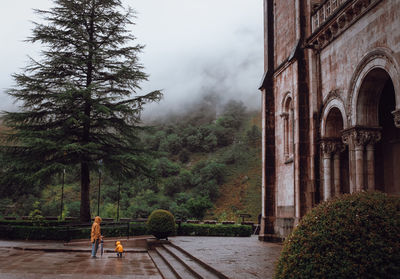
[
  {"xmin": 117, "ymin": 181, "xmax": 121, "ymax": 221},
  {"xmin": 60, "ymin": 168, "xmax": 65, "ymax": 219},
  {"xmin": 97, "ymin": 160, "xmax": 102, "ymax": 216}
]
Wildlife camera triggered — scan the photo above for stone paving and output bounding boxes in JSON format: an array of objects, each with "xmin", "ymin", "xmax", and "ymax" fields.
[
  {"xmin": 170, "ymin": 235, "xmax": 283, "ymax": 279},
  {"xmin": 0, "ymin": 236, "xmax": 282, "ymax": 279},
  {"xmin": 0, "ymin": 247, "xmax": 161, "ymax": 279}
]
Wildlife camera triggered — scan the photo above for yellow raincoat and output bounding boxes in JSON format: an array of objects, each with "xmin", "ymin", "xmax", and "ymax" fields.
[
  {"xmin": 91, "ymin": 216, "xmax": 102, "ymax": 243},
  {"xmin": 115, "ymin": 241, "xmax": 124, "ymax": 253}
]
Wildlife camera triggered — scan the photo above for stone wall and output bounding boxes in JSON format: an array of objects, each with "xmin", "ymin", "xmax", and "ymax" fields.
[{"xmin": 260, "ymin": 0, "xmax": 400, "ymax": 239}]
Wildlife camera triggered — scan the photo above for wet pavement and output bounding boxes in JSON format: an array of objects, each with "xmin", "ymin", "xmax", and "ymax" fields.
[
  {"xmin": 170, "ymin": 236, "xmax": 282, "ymax": 279},
  {"xmin": 0, "ymin": 248, "xmax": 161, "ymax": 279},
  {"xmin": 0, "ymin": 236, "xmax": 282, "ymax": 279}
]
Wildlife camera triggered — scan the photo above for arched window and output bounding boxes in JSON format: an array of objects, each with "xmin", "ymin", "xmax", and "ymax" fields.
[{"xmin": 281, "ymin": 93, "xmax": 294, "ymax": 162}]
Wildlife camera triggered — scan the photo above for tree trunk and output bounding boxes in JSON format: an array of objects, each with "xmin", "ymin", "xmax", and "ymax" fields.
[
  {"xmin": 80, "ymin": 162, "xmax": 91, "ymax": 222},
  {"xmin": 79, "ymin": 4, "xmax": 95, "ymax": 223}
]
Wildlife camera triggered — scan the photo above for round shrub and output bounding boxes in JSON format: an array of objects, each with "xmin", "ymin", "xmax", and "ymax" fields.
[
  {"xmin": 147, "ymin": 209, "xmax": 176, "ymax": 239},
  {"xmin": 275, "ymin": 191, "xmax": 400, "ymax": 279}
]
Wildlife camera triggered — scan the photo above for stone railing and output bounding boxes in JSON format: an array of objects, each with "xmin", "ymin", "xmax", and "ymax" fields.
[
  {"xmin": 312, "ymin": 0, "xmax": 350, "ymax": 33},
  {"xmin": 308, "ymin": 0, "xmax": 383, "ymax": 49}
]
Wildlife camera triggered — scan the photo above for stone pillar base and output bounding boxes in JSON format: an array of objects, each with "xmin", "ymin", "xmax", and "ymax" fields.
[{"xmin": 258, "ymin": 234, "xmax": 284, "ymax": 243}]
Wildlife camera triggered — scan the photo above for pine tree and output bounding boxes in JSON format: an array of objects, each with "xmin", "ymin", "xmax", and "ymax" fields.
[{"xmin": 0, "ymin": 0, "xmax": 162, "ymax": 222}]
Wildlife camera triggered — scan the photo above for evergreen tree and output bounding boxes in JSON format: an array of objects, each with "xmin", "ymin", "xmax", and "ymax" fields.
[{"xmin": 0, "ymin": 0, "xmax": 162, "ymax": 222}]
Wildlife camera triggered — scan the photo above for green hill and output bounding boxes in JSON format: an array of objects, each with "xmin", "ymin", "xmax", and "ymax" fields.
[{"xmin": 0, "ymin": 99, "xmax": 262, "ymax": 223}]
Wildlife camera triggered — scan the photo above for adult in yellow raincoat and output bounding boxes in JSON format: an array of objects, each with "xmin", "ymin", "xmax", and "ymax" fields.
[
  {"xmin": 91, "ymin": 216, "xmax": 102, "ymax": 258},
  {"xmin": 115, "ymin": 241, "xmax": 124, "ymax": 258}
]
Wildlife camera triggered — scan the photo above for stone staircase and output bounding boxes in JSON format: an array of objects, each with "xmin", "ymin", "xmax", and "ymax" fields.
[{"xmin": 148, "ymin": 242, "xmax": 229, "ymax": 279}]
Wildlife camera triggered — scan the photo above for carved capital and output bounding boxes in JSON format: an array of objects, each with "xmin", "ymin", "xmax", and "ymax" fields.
[
  {"xmin": 364, "ymin": 130, "xmax": 381, "ymax": 145},
  {"xmin": 392, "ymin": 109, "xmax": 400, "ymax": 128},
  {"xmin": 341, "ymin": 126, "xmax": 382, "ymax": 147},
  {"xmin": 342, "ymin": 132, "xmax": 351, "ymax": 146},
  {"xmin": 321, "ymin": 141, "xmax": 335, "ymax": 156},
  {"xmin": 321, "ymin": 138, "xmax": 343, "ymax": 155}
]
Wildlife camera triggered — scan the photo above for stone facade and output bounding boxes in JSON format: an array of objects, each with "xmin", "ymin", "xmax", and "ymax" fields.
[{"xmin": 259, "ymin": 0, "xmax": 400, "ymax": 240}]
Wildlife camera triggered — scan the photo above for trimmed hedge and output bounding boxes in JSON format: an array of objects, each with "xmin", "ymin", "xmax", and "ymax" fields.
[
  {"xmin": 147, "ymin": 209, "xmax": 176, "ymax": 239},
  {"xmin": 274, "ymin": 191, "xmax": 400, "ymax": 279},
  {"xmin": 178, "ymin": 223, "xmax": 252, "ymax": 237},
  {"xmin": 0, "ymin": 220, "xmax": 71, "ymax": 226},
  {"xmin": 0, "ymin": 221, "xmax": 252, "ymax": 240},
  {"xmin": 0, "ymin": 222, "xmax": 147, "ymax": 241}
]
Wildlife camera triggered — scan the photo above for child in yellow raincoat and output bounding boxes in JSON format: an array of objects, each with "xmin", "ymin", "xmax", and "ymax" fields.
[{"xmin": 115, "ymin": 241, "xmax": 124, "ymax": 258}]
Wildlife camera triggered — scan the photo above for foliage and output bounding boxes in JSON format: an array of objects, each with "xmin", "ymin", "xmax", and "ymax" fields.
[
  {"xmin": 221, "ymin": 143, "xmax": 251, "ymax": 165},
  {"xmin": 126, "ymin": 190, "xmax": 159, "ymax": 218},
  {"xmin": 193, "ymin": 161, "xmax": 226, "ymax": 186},
  {"xmin": 0, "ymin": 0, "xmax": 162, "ymax": 222},
  {"xmin": 28, "ymin": 201, "xmax": 44, "ymax": 224},
  {"xmin": 246, "ymin": 125, "xmax": 261, "ymax": 146},
  {"xmin": 160, "ymin": 133, "xmax": 182, "ymax": 154},
  {"xmin": 147, "ymin": 209, "xmax": 176, "ymax": 239},
  {"xmin": 217, "ymin": 100, "xmax": 246, "ymax": 130},
  {"xmin": 65, "ymin": 201, "xmax": 80, "ymax": 217},
  {"xmin": 178, "ymin": 223, "xmax": 252, "ymax": 237},
  {"xmin": 274, "ymin": 191, "xmax": 400, "ymax": 279},
  {"xmin": 178, "ymin": 149, "xmax": 190, "ymax": 163},
  {"xmin": 155, "ymin": 158, "xmax": 180, "ymax": 178},
  {"xmin": 185, "ymin": 197, "xmax": 213, "ymax": 219},
  {"xmin": 0, "ymin": 98, "xmax": 261, "ymax": 225}
]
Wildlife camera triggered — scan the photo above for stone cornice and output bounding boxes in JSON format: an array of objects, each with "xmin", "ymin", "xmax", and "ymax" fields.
[{"xmin": 306, "ymin": 0, "xmax": 383, "ymax": 51}]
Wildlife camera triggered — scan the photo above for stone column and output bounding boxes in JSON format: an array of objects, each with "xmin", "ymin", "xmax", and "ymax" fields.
[
  {"xmin": 342, "ymin": 132, "xmax": 355, "ymax": 193},
  {"xmin": 365, "ymin": 131, "xmax": 381, "ymax": 191},
  {"xmin": 354, "ymin": 142, "xmax": 364, "ymax": 192},
  {"xmin": 321, "ymin": 141, "xmax": 335, "ymax": 201},
  {"xmin": 366, "ymin": 144, "xmax": 375, "ymax": 191},
  {"xmin": 342, "ymin": 127, "xmax": 382, "ymax": 192},
  {"xmin": 333, "ymin": 151, "xmax": 341, "ymax": 197}
]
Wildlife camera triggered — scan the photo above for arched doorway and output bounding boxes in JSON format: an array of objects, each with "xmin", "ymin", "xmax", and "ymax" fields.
[
  {"xmin": 375, "ymin": 78, "xmax": 400, "ymax": 194},
  {"xmin": 321, "ymin": 104, "xmax": 348, "ymax": 200},
  {"xmin": 355, "ymin": 68, "xmax": 400, "ymax": 194}
]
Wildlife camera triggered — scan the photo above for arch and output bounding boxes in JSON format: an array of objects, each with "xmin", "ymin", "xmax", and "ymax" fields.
[
  {"xmin": 348, "ymin": 48, "xmax": 400, "ymax": 126},
  {"xmin": 281, "ymin": 91, "xmax": 293, "ymax": 113},
  {"xmin": 320, "ymin": 96, "xmax": 347, "ymax": 138},
  {"xmin": 280, "ymin": 92, "xmax": 294, "ymax": 160}
]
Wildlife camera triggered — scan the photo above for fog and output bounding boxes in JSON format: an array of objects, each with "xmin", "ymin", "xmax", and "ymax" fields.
[{"xmin": 0, "ymin": 1, "xmax": 263, "ymax": 119}]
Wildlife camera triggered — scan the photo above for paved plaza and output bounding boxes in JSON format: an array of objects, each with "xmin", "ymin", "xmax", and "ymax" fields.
[
  {"xmin": 0, "ymin": 236, "xmax": 282, "ymax": 279},
  {"xmin": 170, "ymin": 236, "xmax": 282, "ymax": 279}
]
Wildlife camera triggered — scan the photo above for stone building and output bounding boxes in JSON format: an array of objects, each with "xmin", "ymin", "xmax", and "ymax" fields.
[{"xmin": 259, "ymin": 0, "xmax": 400, "ymax": 240}]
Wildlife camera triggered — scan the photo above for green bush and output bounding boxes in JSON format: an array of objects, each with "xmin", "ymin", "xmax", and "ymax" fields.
[
  {"xmin": 178, "ymin": 223, "xmax": 252, "ymax": 237},
  {"xmin": 185, "ymin": 196, "xmax": 213, "ymax": 219},
  {"xmin": 147, "ymin": 209, "xmax": 176, "ymax": 239},
  {"xmin": 156, "ymin": 158, "xmax": 180, "ymax": 177},
  {"xmin": 274, "ymin": 191, "xmax": 400, "ymax": 279}
]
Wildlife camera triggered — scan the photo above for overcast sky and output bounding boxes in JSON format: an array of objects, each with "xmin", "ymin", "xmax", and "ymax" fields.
[{"xmin": 0, "ymin": 1, "xmax": 263, "ymax": 119}]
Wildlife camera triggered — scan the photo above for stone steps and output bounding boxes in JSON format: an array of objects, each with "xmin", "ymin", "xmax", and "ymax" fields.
[{"xmin": 148, "ymin": 243, "xmax": 228, "ymax": 279}]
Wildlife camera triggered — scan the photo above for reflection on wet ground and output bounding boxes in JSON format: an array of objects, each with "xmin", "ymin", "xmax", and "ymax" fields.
[
  {"xmin": 0, "ymin": 236, "xmax": 282, "ymax": 279},
  {"xmin": 0, "ymin": 248, "xmax": 161, "ymax": 279}
]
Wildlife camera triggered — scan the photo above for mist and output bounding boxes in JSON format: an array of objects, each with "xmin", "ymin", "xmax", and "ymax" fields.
[{"xmin": 0, "ymin": 1, "xmax": 263, "ymax": 118}]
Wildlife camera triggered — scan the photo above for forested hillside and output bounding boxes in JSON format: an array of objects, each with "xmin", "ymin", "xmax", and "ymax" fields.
[{"xmin": 0, "ymin": 98, "xmax": 261, "ymax": 223}]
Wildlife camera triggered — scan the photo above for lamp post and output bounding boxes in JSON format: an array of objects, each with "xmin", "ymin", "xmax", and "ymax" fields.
[
  {"xmin": 117, "ymin": 181, "xmax": 121, "ymax": 221},
  {"xmin": 60, "ymin": 169, "xmax": 65, "ymax": 219},
  {"xmin": 97, "ymin": 160, "xmax": 102, "ymax": 216}
]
